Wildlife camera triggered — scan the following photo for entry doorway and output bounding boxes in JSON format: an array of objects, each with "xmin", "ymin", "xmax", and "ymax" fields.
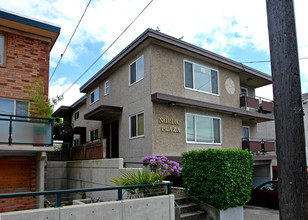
[{"xmin": 103, "ymin": 121, "xmax": 119, "ymax": 158}]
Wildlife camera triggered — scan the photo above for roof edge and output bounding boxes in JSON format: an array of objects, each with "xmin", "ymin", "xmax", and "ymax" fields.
[{"xmin": 80, "ymin": 29, "xmax": 272, "ymax": 92}]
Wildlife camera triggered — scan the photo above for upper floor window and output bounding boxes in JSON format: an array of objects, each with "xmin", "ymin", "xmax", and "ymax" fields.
[
  {"xmin": 90, "ymin": 88, "xmax": 99, "ymax": 104},
  {"xmin": 0, "ymin": 34, "xmax": 6, "ymax": 66},
  {"xmin": 0, "ymin": 98, "xmax": 28, "ymax": 116},
  {"xmin": 74, "ymin": 111, "xmax": 79, "ymax": 121},
  {"xmin": 130, "ymin": 112, "xmax": 144, "ymax": 138},
  {"xmin": 186, "ymin": 113, "xmax": 221, "ymax": 144},
  {"xmin": 184, "ymin": 61, "xmax": 219, "ymax": 95},
  {"xmin": 105, "ymin": 80, "xmax": 109, "ymax": 96},
  {"xmin": 129, "ymin": 56, "xmax": 144, "ymax": 85}
]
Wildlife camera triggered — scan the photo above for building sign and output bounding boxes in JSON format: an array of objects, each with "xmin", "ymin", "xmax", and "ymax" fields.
[{"xmin": 159, "ymin": 118, "xmax": 180, "ymax": 133}]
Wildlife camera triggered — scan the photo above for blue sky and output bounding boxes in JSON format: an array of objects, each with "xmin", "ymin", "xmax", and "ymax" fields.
[{"xmin": 1, "ymin": 0, "xmax": 308, "ymax": 110}]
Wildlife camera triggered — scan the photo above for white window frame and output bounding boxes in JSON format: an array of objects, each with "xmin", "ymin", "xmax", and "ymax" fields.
[
  {"xmin": 0, "ymin": 98, "xmax": 29, "ymax": 116},
  {"xmin": 74, "ymin": 111, "xmax": 79, "ymax": 121},
  {"xmin": 129, "ymin": 55, "xmax": 144, "ymax": 86},
  {"xmin": 0, "ymin": 34, "xmax": 6, "ymax": 66},
  {"xmin": 185, "ymin": 113, "xmax": 221, "ymax": 144},
  {"xmin": 104, "ymin": 80, "xmax": 109, "ymax": 96},
  {"xmin": 184, "ymin": 60, "xmax": 220, "ymax": 96},
  {"xmin": 240, "ymin": 87, "xmax": 248, "ymax": 95},
  {"xmin": 90, "ymin": 88, "xmax": 99, "ymax": 105},
  {"xmin": 89, "ymin": 129, "xmax": 99, "ymax": 141},
  {"xmin": 129, "ymin": 112, "xmax": 144, "ymax": 139}
]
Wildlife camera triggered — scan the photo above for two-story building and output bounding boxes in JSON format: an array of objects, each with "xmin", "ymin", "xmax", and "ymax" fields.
[
  {"xmin": 0, "ymin": 9, "xmax": 60, "ymax": 211},
  {"xmin": 54, "ymin": 29, "xmax": 275, "ymax": 183}
]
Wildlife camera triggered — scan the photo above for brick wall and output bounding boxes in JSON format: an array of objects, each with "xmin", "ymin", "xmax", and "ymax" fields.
[
  {"xmin": 0, "ymin": 156, "xmax": 37, "ymax": 212},
  {"xmin": 0, "ymin": 30, "xmax": 51, "ymax": 100}
]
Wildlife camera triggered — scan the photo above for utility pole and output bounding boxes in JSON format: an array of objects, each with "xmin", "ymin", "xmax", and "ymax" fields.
[{"xmin": 266, "ymin": 0, "xmax": 308, "ymax": 219}]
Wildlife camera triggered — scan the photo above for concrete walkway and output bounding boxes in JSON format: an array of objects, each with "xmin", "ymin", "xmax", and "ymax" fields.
[{"xmin": 244, "ymin": 205, "xmax": 279, "ymax": 220}]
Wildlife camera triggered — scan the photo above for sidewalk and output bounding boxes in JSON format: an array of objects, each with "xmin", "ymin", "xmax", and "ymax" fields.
[{"xmin": 244, "ymin": 205, "xmax": 279, "ymax": 220}]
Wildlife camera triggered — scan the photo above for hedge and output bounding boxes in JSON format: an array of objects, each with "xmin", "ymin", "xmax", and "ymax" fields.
[{"xmin": 182, "ymin": 149, "xmax": 253, "ymax": 210}]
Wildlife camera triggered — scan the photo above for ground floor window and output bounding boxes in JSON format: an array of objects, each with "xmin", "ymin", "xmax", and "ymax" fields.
[
  {"xmin": 130, "ymin": 112, "xmax": 144, "ymax": 138},
  {"xmin": 73, "ymin": 139, "xmax": 80, "ymax": 147},
  {"xmin": 90, "ymin": 129, "xmax": 98, "ymax": 141},
  {"xmin": 186, "ymin": 113, "xmax": 221, "ymax": 144},
  {"xmin": 0, "ymin": 98, "xmax": 28, "ymax": 116}
]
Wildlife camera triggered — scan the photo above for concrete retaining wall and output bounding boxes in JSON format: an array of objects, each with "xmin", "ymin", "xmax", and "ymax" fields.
[
  {"xmin": 0, "ymin": 195, "xmax": 175, "ymax": 220},
  {"xmin": 45, "ymin": 158, "xmax": 142, "ymax": 201}
]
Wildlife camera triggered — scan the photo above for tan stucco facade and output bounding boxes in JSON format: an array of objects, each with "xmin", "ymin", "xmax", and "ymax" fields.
[{"xmin": 63, "ymin": 31, "xmax": 273, "ymax": 162}]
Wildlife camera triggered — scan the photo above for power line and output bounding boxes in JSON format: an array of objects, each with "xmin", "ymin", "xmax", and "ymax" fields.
[
  {"xmin": 60, "ymin": 0, "xmax": 154, "ymax": 96},
  {"xmin": 49, "ymin": 0, "xmax": 92, "ymax": 82},
  {"xmin": 241, "ymin": 57, "xmax": 308, "ymax": 64}
]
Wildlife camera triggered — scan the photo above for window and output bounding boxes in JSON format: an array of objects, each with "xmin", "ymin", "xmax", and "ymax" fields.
[
  {"xmin": 73, "ymin": 139, "xmax": 80, "ymax": 147},
  {"xmin": 242, "ymin": 126, "xmax": 250, "ymax": 140},
  {"xmin": 0, "ymin": 34, "xmax": 6, "ymax": 66},
  {"xmin": 130, "ymin": 112, "xmax": 144, "ymax": 138},
  {"xmin": 129, "ymin": 56, "xmax": 144, "ymax": 85},
  {"xmin": 90, "ymin": 88, "xmax": 99, "ymax": 104},
  {"xmin": 105, "ymin": 81, "xmax": 109, "ymax": 96},
  {"xmin": 90, "ymin": 129, "xmax": 98, "ymax": 141},
  {"xmin": 184, "ymin": 61, "xmax": 219, "ymax": 95},
  {"xmin": 186, "ymin": 113, "xmax": 221, "ymax": 144},
  {"xmin": 0, "ymin": 98, "xmax": 28, "ymax": 116},
  {"xmin": 74, "ymin": 111, "xmax": 79, "ymax": 121}
]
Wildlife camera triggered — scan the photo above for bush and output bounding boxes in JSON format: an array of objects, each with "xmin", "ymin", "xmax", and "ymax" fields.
[
  {"xmin": 110, "ymin": 169, "xmax": 164, "ymax": 198},
  {"xmin": 182, "ymin": 149, "xmax": 253, "ymax": 210},
  {"xmin": 142, "ymin": 156, "xmax": 182, "ymax": 178}
]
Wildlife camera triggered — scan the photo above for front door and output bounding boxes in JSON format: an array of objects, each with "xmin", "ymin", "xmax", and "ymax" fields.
[{"xmin": 103, "ymin": 121, "xmax": 119, "ymax": 158}]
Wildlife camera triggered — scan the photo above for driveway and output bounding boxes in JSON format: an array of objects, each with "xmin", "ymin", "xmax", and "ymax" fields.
[{"xmin": 244, "ymin": 205, "xmax": 279, "ymax": 220}]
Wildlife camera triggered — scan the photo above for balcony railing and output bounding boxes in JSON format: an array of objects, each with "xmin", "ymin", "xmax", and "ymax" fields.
[
  {"xmin": 240, "ymin": 94, "xmax": 274, "ymax": 113},
  {"xmin": 242, "ymin": 138, "xmax": 276, "ymax": 153},
  {"xmin": 0, "ymin": 114, "xmax": 54, "ymax": 146}
]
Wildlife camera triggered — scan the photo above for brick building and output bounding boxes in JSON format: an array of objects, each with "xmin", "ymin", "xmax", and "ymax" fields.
[{"xmin": 0, "ymin": 9, "xmax": 60, "ymax": 211}]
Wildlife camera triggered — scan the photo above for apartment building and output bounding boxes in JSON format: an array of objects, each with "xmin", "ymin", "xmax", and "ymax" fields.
[
  {"xmin": 54, "ymin": 29, "xmax": 275, "ymax": 183},
  {"xmin": 0, "ymin": 9, "xmax": 60, "ymax": 211}
]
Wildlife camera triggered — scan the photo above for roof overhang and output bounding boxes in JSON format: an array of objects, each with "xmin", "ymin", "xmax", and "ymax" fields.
[
  {"xmin": 52, "ymin": 106, "xmax": 70, "ymax": 118},
  {"xmin": 52, "ymin": 95, "xmax": 86, "ymax": 118},
  {"xmin": 80, "ymin": 29, "xmax": 272, "ymax": 93},
  {"xmin": 84, "ymin": 105, "xmax": 123, "ymax": 121},
  {"xmin": 0, "ymin": 8, "xmax": 60, "ymax": 50},
  {"xmin": 151, "ymin": 92, "xmax": 274, "ymax": 123},
  {"xmin": 68, "ymin": 126, "xmax": 86, "ymax": 134}
]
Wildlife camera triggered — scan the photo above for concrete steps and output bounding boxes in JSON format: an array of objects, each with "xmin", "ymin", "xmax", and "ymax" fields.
[{"xmin": 175, "ymin": 194, "xmax": 207, "ymax": 220}]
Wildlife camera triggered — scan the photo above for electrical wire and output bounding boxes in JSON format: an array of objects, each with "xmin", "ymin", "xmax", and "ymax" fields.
[
  {"xmin": 60, "ymin": 0, "xmax": 154, "ymax": 96},
  {"xmin": 241, "ymin": 57, "xmax": 308, "ymax": 64},
  {"xmin": 49, "ymin": 0, "xmax": 92, "ymax": 82}
]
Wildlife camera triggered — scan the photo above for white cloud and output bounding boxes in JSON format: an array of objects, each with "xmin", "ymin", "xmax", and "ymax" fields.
[
  {"xmin": 256, "ymin": 85, "xmax": 273, "ymax": 100},
  {"xmin": 49, "ymin": 78, "xmax": 84, "ymax": 111},
  {"xmin": 2, "ymin": 0, "xmax": 308, "ymax": 99}
]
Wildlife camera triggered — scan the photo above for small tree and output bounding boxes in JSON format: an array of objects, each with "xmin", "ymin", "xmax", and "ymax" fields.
[{"xmin": 25, "ymin": 78, "xmax": 62, "ymax": 119}]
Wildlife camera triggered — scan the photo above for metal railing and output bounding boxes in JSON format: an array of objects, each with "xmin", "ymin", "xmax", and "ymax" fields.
[
  {"xmin": 240, "ymin": 94, "xmax": 274, "ymax": 113},
  {"xmin": 0, "ymin": 114, "xmax": 54, "ymax": 146},
  {"xmin": 242, "ymin": 138, "xmax": 276, "ymax": 152},
  {"xmin": 0, "ymin": 182, "xmax": 173, "ymax": 208}
]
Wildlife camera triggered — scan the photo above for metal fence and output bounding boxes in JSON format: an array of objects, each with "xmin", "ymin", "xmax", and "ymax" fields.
[{"xmin": 0, "ymin": 182, "xmax": 172, "ymax": 213}]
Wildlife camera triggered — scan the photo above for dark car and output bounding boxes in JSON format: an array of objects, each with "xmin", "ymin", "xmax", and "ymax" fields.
[{"xmin": 249, "ymin": 180, "xmax": 278, "ymax": 209}]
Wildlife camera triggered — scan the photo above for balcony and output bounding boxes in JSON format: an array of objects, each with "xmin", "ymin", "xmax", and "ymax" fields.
[
  {"xmin": 242, "ymin": 138, "xmax": 276, "ymax": 153},
  {"xmin": 240, "ymin": 94, "xmax": 274, "ymax": 113},
  {"xmin": 0, "ymin": 114, "xmax": 54, "ymax": 147}
]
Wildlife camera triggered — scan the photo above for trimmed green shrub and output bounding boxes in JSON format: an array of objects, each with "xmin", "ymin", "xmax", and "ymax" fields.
[{"xmin": 182, "ymin": 149, "xmax": 253, "ymax": 210}]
